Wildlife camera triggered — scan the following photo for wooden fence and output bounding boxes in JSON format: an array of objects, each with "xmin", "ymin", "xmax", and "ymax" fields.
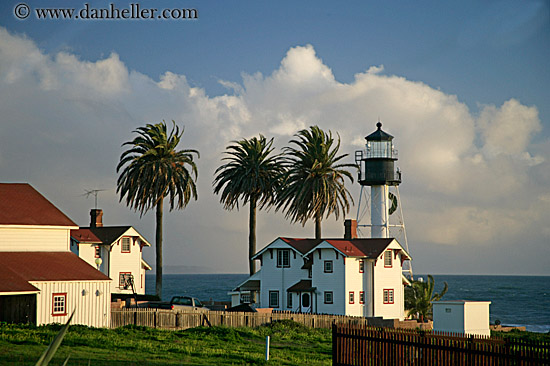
[
  {"xmin": 332, "ymin": 324, "xmax": 550, "ymax": 366},
  {"xmin": 110, "ymin": 308, "xmax": 403, "ymax": 330}
]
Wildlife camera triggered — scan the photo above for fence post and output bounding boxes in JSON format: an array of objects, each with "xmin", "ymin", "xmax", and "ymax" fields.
[
  {"xmin": 265, "ymin": 336, "xmax": 270, "ymax": 361},
  {"xmin": 332, "ymin": 323, "xmax": 337, "ymax": 365}
]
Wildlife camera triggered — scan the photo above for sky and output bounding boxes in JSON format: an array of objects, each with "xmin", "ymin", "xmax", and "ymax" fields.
[{"xmin": 0, "ymin": 0, "xmax": 548, "ymax": 275}]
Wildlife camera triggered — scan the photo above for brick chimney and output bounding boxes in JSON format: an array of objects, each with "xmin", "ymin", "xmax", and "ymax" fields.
[
  {"xmin": 90, "ymin": 209, "xmax": 103, "ymax": 227},
  {"xmin": 344, "ymin": 219, "xmax": 357, "ymax": 239}
]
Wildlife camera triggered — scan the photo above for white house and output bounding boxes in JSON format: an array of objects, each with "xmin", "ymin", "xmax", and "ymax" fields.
[
  {"xmin": 0, "ymin": 183, "xmax": 111, "ymax": 327},
  {"xmin": 70, "ymin": 209, "xmax": 151, "ymax": 296},
  {"xmin": 231, "ymin": 220, "xmax": 411, "ymax": 320}
]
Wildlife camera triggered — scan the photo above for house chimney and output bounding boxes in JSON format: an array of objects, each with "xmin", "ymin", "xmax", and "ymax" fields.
[
  {"xmin": 344, "ymin": 219, "xmax": 357, "ymax": 239},
  {"xmin": 90, "ymin": 209, "xmax": 103, "ymax": 227}
]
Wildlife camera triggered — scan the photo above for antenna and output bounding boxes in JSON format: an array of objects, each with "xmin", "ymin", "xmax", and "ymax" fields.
[{"xmin": 82, "ymin": 189, "xmax": 107, "ymax": 209}]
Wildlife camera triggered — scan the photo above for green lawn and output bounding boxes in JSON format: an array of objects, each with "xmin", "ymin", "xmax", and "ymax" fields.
[{"xmin": 0, "ymin": 320, "xmax": 332, "ymax": 365}]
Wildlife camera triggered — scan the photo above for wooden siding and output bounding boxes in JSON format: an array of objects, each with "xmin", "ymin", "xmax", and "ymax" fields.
[
  {"xmin": 0, "ymin": 227, "xmax": 70, "ymax": 252},
  {"xmin": 373, "ymin": 242, "xmax": 405, "ymax": 320},
  {"xmin": 32, "ymin": 280, "xmax": 111, "ymax": 327},
  {"xmin": 259, "ymin": 239, "xmax": 307, "ymax": 309},
  {"xmin": 345, "ymin": 257, "xmax": 365, "ymax": 317},
  {"xmin": 109, "ymin": 235, "xmax": 145, "ymax": 295},
  {"xmin": 313, "ymin": 248, "xmax": 345, "ymax": 315}
]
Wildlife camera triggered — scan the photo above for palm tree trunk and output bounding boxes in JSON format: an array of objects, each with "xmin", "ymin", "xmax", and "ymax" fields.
[
  {"xmin": 249, "ymin": 199, "xmax": 257, "ymax": 275},
  {"xmin": 155, "ymin": 199, "xmax": 163, "ymax": 299},
  {"xmin": 315, "ymin": 211, "xmax": 322, "ymax": 239}
]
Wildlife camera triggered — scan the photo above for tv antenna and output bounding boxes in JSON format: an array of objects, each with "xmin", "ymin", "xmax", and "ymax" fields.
[{"xmin": 82, "ymin": 189, "xmax": 107, "ymax": 209}]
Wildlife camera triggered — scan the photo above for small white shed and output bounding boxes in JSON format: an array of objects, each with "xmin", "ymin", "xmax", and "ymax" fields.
[{"xmin": 433, "ymin": 300, "xmax": 491, "ymax": 337}]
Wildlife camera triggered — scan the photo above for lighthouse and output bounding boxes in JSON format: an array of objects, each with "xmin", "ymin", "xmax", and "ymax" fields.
[{"xmin": 355, "ymin": 122, "xmax": 412, "ymax": 277}]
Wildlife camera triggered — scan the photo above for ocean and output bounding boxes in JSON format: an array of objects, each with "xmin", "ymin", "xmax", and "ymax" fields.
[{"xmin": 145, "ymin": 274, "xmax": 550, "ymax": 333}]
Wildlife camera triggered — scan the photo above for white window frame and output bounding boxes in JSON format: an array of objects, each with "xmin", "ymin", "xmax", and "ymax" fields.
[
  {"xmin": 121, "ymin": 237, "xmax": 131, "ymax": 253},
  {"xmin": 269, "ymin": 291, "xmax": 279, "ymax": 308},
  {"xmin": 277, "ymin": 249, "xmax": 290, "ymax": 268},
  {"xmin": 240, "ymin": 293, "xmax": 251, "ymax": 304},
  {"xmin": 324, "ymin": 260, "xmax": 333, "ymax": 273},
  {"xmin": 287, "ymin": 292, "xmax": 293, "ymax": 308},
  {"xmin": 324, "ymin": 291, "xmax": 333, "ymax": 304},
  {"xmin": 384, "ymin": 250, "xmax": 392, "ymax": 267}
]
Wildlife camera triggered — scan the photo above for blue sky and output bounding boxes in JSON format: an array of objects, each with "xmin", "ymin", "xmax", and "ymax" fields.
[{"xmin": 1, "ymin": 0, "xmax": 549, "ymax": 275}]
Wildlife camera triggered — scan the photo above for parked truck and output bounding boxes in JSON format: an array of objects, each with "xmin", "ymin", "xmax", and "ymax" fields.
[{"xmin": 141, "ymin": 296, "xmax": 209, "ymax": 312}]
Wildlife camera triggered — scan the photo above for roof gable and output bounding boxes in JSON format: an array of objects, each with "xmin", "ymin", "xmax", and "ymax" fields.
[
  {"xmin": 0, "ymin": 183, "xmax": 76, "ymax": 226},
  {"xmin": 304, "ymin": 238, "xmax": 409, "ymax": 259},
  {"xmin": 252, "ymin": 237, "xmax": 322, "ymax": 259}
]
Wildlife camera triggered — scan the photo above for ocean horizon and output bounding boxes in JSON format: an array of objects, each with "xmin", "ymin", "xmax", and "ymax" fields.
[{"xmin": 145, "ymin": 273, "xmax": 550, "ymax": 333}]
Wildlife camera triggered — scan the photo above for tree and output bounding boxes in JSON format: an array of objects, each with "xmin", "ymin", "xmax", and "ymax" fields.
[
  {"xmin": 213, "ymin": 135, "xmax": 285, "ymax": 275},
  {"xmin": 405, "ymin": 275, "xmax": 448, "ymax": 321},
  {"xmin": 276, "ymin": 126, "xmax": 355, "ymax": 238},
  {"xmin": 117, "ymin": 121, "xmax": 199, "ymax": 299}
]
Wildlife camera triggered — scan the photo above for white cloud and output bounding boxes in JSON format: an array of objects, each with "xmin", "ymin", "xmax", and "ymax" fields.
[{"xmin": 0, "ymin": 27, "xmax": 548, "ymax": 274}]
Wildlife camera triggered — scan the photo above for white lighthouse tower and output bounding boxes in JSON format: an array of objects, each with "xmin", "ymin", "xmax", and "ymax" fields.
[{"xmin": 355, "ymin": 122, "xmax": 413, "ymax": 278}]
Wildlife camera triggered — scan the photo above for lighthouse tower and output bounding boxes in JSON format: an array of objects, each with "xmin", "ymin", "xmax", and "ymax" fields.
[{"xmin": 354, "ymin": 122, "xmax": 412, "ymax": 277}]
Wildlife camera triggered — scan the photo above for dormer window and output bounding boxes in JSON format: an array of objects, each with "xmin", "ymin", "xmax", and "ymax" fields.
[
  {"xmin": 122, "ymin": 237, "xmax": 131, "ymax": 253},
  {"xmin": 277, "ymin": 249, "xmax": 290, "ymax": 268}
]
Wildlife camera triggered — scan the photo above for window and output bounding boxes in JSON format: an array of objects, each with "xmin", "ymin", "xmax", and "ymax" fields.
[
  {"xmin": 324, "ymin": 291, "xmax": 333, "ymax": 304},
  {"xmin": 349, "ymin": 291, "xmax": 355, "ymax": 304},
  {"xmin": 241, "ymin": 293, "xmax": 251, "ymax": 303},
  {"xmin": 269, "ymin": 291, "xmax": 279, "ymax": 308},
  {"xmin": 277, "ymin": 249, "xmax": 290, "ymax": 268},
  {"xmin": 383, "ymin": 289, "xmax": 394, "ymax": 304},
  {"xmin": 384, "ymin": 250, "xmax": 392, "ymax": 267},
  {"xmin": 122, "ymin": 237, "xmax": 131, "ymax": 253},
  {"xmin": 359, "ymin": 260, "xmax": 364, "ymax": 273},
  {"xmin": 359, "ymin": 291, "xmax": 365, "ymax": 304},
  {"xmin": 119, "ymin": 272, "xmax": 132, "ymax": 289},
  {"xmin": 324, "ymin": 260, "xmax": 333, "ymax": 273},
  {"xmin": 52, "ymin": 293, "xmax": 67, "ymax": 316},
  {"xmin": 287, "ymin": 292, "xmax": 293, "ymax": 308},
  {"xmin": 95, "ymin": 245, "xmax": 101, "ymax": 258}
]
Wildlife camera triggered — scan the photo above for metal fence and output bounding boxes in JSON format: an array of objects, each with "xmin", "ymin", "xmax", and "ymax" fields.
[{"xmin": 332, "ymin": 324, "xmax": 550, "ymax": 366}]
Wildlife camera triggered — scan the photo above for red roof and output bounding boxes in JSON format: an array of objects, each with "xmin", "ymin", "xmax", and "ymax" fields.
[
  {"xmin": 279, "ymin": 238, "xmax": 322, "ymax": 254},
  {"xmin": 325, "ymin": 239, "xmax": 396, "ymax": 258},
  {"xmin": 0, "ymin": 252, "xmax": 110, "ymax": 293},
  {"xmin": 0, "ymin": 183, "xmax": 76, "ymax": 226}
]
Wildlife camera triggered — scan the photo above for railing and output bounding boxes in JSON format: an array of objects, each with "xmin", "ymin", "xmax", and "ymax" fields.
[{"xmin": 332, "ymin": 324, "xmax": 550, "ymax": 366}]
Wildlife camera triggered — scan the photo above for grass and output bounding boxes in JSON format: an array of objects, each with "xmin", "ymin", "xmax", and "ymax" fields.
[{"xmin": 0, "ymin": 320, "xmax": 332, "ymax": 365}]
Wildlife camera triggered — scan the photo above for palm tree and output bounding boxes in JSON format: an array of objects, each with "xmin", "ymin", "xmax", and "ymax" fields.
[
  {"xmin": 405, "ymin": 275, "xmax": 448, "ymax": 321},
  {"xmin": 213, "ymin": 135, "xmax": 285, "ymax": 275},
  {"xmin": 276, "ymin": 126, "xmax": 355, "ymax": 238},
  {"xmin": 117, "ymin": 121, "xmax": 199, "ymax": 299}
]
